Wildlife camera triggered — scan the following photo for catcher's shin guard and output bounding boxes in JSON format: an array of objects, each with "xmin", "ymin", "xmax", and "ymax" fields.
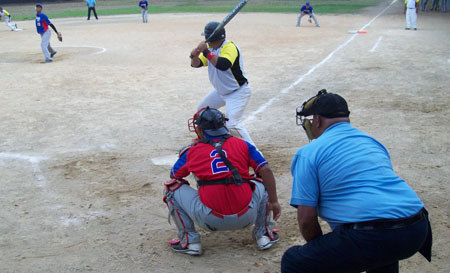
[{"xmin": 163, "ymin": 179, "xmax": 199, "ymax": 248}]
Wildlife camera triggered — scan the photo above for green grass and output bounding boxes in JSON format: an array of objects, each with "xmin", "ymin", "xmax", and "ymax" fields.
[{"xmin": 8, "ymin": 0, "xmax": 381, "ymax": 21}]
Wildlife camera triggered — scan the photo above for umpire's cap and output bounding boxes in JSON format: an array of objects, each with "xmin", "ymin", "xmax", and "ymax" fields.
[
  {"xmin": 195, "ymin": 107, "xmax": 229, "ymax": 136},
  {"xmin": 299, "ymin": 89, "xmax": 350, "ymax": 118},
  {"xmin": 202, "ymin": 21, "xmax": 226, "ymax": 42}
]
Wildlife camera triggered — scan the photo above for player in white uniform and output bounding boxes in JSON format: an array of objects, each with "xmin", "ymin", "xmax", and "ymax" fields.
[
  {"xmin": 189, "ymin": 22, "xmax": 256, "ymax": 147},
  {"xmin": 404, "ymin": 0, "xmax": 419, "ymax": 30},
  {"xmin": 0, "ymin": 7, "xmax": 19, "ymax": 31}
]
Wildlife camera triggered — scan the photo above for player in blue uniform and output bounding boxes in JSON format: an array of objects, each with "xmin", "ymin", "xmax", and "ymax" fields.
[
  {"xmin": 138, "ymin": 0, "xmax": 149, "ymax": 23},
  {"xmin": 35, "ymin": 3, "xmax": 61, "ymax": 63},
  {"xmin": 296, "ymin": 2, "xmax": 320, "ymax": 27}
]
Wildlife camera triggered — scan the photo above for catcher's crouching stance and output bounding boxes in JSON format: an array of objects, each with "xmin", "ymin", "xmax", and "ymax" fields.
[{"xmin": 163, "ymin": 107, "xmax": 281, "ymax": 255}]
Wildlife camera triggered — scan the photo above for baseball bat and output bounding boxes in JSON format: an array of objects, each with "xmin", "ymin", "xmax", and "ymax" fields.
[{"xmin": 205, "ymin": 0, "xmax": 248, "ymax": 43}]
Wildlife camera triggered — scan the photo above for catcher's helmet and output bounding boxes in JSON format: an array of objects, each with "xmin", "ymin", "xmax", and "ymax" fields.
[
  {"xmin": 194, "ymin": 107, "xmax": 229, "ymax": 136},
  {"xmin": 202, "ymin": 21, "xmax": 226, "ymax": 42}
]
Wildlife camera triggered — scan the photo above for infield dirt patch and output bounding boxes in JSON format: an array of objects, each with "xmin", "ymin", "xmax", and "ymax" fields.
[{"xmin": 1, "ymin": 1, "xmax": 449, "ymax": 272}]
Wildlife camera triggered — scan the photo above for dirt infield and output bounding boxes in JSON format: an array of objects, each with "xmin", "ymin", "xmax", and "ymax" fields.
[{"xmin": 1, "ymin": 1, "xmax": 449, "ymax": 272}]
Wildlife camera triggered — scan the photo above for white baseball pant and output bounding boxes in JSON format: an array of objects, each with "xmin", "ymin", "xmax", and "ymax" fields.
[
  {"xmin": 406, "ymin": 8, "xmax": 417, "ymax": 29},
  {"xmin": 197, "ymin": 83, "xmax": 255, "ymax": 146}
]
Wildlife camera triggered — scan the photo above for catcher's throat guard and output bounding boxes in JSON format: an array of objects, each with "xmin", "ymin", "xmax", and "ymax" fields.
[{"xmin": 296, "ymin": 89, "xmax": 327, "ymax": 142}]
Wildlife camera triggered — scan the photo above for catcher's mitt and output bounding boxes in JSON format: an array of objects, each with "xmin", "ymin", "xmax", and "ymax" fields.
[{"xmin": 57, "ymin": 32, "xmax": 63, "ymax": 42}]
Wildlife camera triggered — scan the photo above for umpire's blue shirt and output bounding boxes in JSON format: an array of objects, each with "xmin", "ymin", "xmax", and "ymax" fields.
[{"xmin": 290, "ymin": 122, "xmax": 424, "ymax": 230}]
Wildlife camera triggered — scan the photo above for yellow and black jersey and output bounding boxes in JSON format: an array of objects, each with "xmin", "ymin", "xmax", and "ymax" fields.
[
  {"xmin": 1, "ymin": 9, "xmax": 11, "ymax": 17},
  {"xmin": 199, "ymin": 40, "xmax": 248, "ymax": 95}
]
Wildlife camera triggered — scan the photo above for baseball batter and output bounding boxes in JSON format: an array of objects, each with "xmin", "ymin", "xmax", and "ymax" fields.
[
  {"xmin": 0, "ymin": 7, "xmax": 19, "ymax": 31},
  {"xmin": 163, "ymin": 107, "xmax": 281, "ymax": 255},
  {"xmin": 404, "ymin": 0, "xmax": 419, "ymax": 30},
  {"xmin": 296, "ymin": 2, "xmax": 320, "ymax": 27},
  {"xmin": 138, "ymin": 0, "xmax": 149, "ymax": 23},
  {"xmin": 35, "ymin": 3, "xmax": 62, "ymax": 63},
  {"xmin": 190, "ymin": 22, "xmax": 256, "ymax": 147}
]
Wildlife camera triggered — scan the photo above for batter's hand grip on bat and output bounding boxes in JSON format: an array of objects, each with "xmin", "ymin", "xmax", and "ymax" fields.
[{"xmin": 205, "ymin": 0, "xmax": 248, "ymax": 43}]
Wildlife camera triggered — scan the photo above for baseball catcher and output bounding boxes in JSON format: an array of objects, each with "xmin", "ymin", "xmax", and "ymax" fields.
[{"xmin": 163, "ymin": 107, "xmax": 281, "ymax": 255}]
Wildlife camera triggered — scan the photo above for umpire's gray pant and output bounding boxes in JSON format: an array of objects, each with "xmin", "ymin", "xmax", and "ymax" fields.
[
  {"xmin": 166, "ymin": 181, "xmax": 273, "ymax": 247},
  {"xmin": 40, "ymin": 30, "xmax": 55, "ymax": 60}
]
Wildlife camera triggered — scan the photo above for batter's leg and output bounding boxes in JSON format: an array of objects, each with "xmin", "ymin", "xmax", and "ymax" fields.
[
  {"xmin": 197, "ymin": 89, "xmax": 225, "ymax": 110},
  {"xmin": 223, "ymin": 84, "xmax": 255, "ymax": 146},
  {"xmin": 144, "ymin": 10, "xmax": 148, "ymax": 22},
  {"xmin": 40, "ymin": 30, "xmax": 52, "ymax": 60}
]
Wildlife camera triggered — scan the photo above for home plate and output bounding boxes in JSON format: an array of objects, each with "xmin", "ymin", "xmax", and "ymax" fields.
[{"xmin": 151, "ymin": 154, "xmax": 178, "ymax": 166}]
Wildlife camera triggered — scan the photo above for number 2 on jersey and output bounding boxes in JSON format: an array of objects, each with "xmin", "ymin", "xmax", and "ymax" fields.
[{"xmin": 210, "ymin": 150, "xmax": 229, "ymax": 174}]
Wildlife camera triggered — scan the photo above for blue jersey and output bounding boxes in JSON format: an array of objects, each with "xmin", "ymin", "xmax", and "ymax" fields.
[
  {"xmin": 139, "ymin": 0, "xmax": 149, "ymax": 9},
  {"xmin": 290, "ymin": 122, "xmax": 424, "ymax": 230},
  {"xmin": 86, "ymin": 0, "xmax": 96, "ymax": 7},
  {"xmin": 35, "ymin": 13, "xmax": 51, "ymax": 34},
  {"xmin": 301, "ymin": 5, "xmax": 313, "ymax": 13}
]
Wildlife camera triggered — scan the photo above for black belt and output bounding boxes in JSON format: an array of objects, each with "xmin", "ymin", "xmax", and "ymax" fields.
[
  {"xmin": 345, "ymin": 209, "xmax": 425, "ymax": 230},
  {"xmin": 197, "ymin": 177, "xmax": 250, "ymax": 186}
]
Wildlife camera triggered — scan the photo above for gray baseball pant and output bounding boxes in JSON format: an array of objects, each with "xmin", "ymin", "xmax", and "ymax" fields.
[
  {"xmin": 40, "ymin": 30, "xmax": 56, "ymax": 60},
  {"xmin": 165, "ymin": 181, "xmax": 274, "ymax": 247}
]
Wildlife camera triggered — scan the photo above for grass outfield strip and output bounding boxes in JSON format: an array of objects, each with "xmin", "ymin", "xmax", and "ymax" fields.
[{"xmin": 11, "ymin": 2, "xmax": 380, "ymax": 21}]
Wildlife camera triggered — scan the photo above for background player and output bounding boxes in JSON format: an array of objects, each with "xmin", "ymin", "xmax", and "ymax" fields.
[
  {"xmin": 190, "ymin": 22, "xmax": 256, "ymax": 147},
  {"xmin": 35, "ymin": 3, "xmax": 61, "ymax": 63},
  {"xmin": 86, "ymin": 0, "xmax": 99, "ymax": 20},
  {"xmin": 0, "ymin": 6, "xmax": 19, "ymax": 31},
  {"xmin": 296, "ymin": 2, "xmax": 320, "ymax": 27},
  {"xmin": 404, "ymin": 0, "xmax": 419, "ymax": 30},
  {"xmin": 138, "ymin": 0, "xmax": 149, "ymax": 23}
]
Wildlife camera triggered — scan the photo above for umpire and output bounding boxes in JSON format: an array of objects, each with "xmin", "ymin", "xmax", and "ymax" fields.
[{"xmin": 281, "ymin": 90, "xmax": 432, "ymax": 273}]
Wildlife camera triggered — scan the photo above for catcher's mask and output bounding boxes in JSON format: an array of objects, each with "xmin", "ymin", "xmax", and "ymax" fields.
[
  {"xmin": 202, "ymin": 21, "xmax": 226, "ymax": 42},
  {"xmin": 296, "ymin": 89, "xmax": 350, "ymax": 142},
  {"xmin": 188, "ymin": 107, "xmax": 229, "ymax": 137}
]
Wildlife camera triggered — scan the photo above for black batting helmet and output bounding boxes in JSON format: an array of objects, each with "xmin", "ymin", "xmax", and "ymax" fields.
[{"xmin": 202, "ymin": 21, "xmax": 226, "ymax": 42}]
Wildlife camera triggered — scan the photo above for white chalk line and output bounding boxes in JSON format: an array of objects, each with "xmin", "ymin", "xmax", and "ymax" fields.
[
  {"xmin": 57, "ymin": 45, "xmax": 107, "ymax": 55},
  {"xmin": 243, "ymin": 0, "xmax": 397, "ymax": 124},
  {"xmin": 0, "ymin": 153, "xmax": 49, "ymax": 187},
  {"xmin": 151, "ymin": 154, "xmax": 179, "ymax": 166},
  {"xmin": 370, "ymin": 36, "xmax": 383, "ymax": 52}
]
